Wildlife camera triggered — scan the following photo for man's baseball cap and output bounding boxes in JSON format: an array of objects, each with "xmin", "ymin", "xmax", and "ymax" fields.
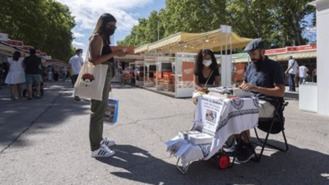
[{"xmin": 244, "ymin": 38, "xmax": 265, "ymax": 52}]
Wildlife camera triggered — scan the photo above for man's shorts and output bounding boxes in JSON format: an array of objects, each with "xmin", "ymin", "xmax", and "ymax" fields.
[
  {"xmin": 258, "ymin": 100, "xmax": 275, "ymax": 118},
  {"xmin": 26, "ymin": 74, "xmax": 42, "ymax": 85}
]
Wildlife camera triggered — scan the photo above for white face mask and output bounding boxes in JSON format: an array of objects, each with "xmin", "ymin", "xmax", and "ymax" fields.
[{"xmin": 203, "ymin": 60, "xmax": 212, "ymax": 67}]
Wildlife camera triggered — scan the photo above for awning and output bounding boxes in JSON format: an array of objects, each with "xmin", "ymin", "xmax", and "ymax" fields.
[
  {"xmin": 114, "ymin": 54, "xmax": 144, "ymax": 61},
  {"xmin": 44, "ymin": 59, "xmax": 68, "ymax": 67},
  {"xmin": 134, "ymin": 29, "xmax": 252, "ymax": 54},
  {"xmin": 0, "ymin": 42, "xmax": 16, "ymax": 56},
  {"xmin": 134, "ymin": 44, "xmax": 150, "ymax": 54},
  {"xmin": 268, "ymin": 51, "xmax": 316, "ymax": 61},
  {"xmin": 231, "ymin": 50, "xmax": 316, "ymax": 63},
  {"xmin": 147, "ymin": 32, "xmax": 201, "ymax": 52},
  {"xmin": 179, "ymin": 29, "xmax": 252, "ymax": 52}
]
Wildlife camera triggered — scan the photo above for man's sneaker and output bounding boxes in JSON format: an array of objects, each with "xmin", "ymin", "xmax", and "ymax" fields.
[
  {"xmin": 91, "ymin": 144, "xmax": 115, "ymax": 158},
  {"xmin": 100, "ymin": 137, "xmax": 116, "ymax": 148},
  {"xmin": 236, "ymin": 142, "xmax": 255, "ymax": 163},
  {"xmin": 223, "ymin": 136, "xmax": 237, "ymax": 153},
  {"xmin": 74, "ymin": 96, "xmax": 81, "ymax": 101},
  {"xmin": 223, "ymin": 143, "xmax": 236, "ymax": 153}
]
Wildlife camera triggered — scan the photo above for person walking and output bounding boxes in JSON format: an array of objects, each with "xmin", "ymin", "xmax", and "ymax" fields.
[
  {"xmin": 5, "ymin": 51, "xmax": 25, "ymax": 100},
  {"xmin": 23, "ymin": 48, "xmax": 42, "ymax": 100},
  {"xmin": 69, "ymin": 49, "xmax": 84, "ymax": 100},
  {"xmin": 285, "ymin": 56, "xmax": 298, "ymax": 92},
  {"xmin": 69, "ymin": 49, "xmax": 83, "ymax": 85},
  {"xmin": 88, "ymin": 13, "xmax": 125, "ymax": 158},
  {"xmin": 298, "ymin": 65, "xmax": 309, "ymax": 84}
]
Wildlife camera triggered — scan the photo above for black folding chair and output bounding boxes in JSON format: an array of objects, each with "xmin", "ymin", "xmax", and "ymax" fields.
[{"xmin": 254, "ymin": 99, "xmax": 289, "ymax": 161}]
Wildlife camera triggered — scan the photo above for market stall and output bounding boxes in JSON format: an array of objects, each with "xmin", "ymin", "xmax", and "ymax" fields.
[
  {"xmin": 155, "ymin": 56, "xmax": 175, "ymax": 93},
  {"xmin": 134, "ymin": 27, "xmax": 252, "ymax": 98}
]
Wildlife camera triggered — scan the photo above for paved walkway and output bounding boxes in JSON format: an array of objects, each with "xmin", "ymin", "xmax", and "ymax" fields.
[{"xmin": 0, "ymin": 82, "xmax": 328, "ymax": 185}]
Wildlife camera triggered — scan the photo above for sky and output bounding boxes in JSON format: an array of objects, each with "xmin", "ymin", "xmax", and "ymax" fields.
[
  {"xmin": 55, "ymin": 0, "xmax": 316, "ymax": 54},
  {"xmin": 56, "ymin": 0, "xmax": 165, "ymax": 53}
]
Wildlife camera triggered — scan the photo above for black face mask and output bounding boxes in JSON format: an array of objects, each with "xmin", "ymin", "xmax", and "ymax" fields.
[{"xmin": 107, "ymin": 28, "xmax": 115, "ymax": 36}]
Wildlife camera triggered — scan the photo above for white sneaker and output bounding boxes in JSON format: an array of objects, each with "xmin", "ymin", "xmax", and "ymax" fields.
[
  {"xmin": 101, "ymin": 137, "xmax": 116, "ymax": 148},
  {"xmin": 91, "ymin": 144, "xmax": 115, "ymax": 158}
]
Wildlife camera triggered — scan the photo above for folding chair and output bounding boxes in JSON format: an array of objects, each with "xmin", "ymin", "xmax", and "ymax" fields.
[{"xmin": 254, "ymin": 99, "xmax": 289, "ymax": 161}]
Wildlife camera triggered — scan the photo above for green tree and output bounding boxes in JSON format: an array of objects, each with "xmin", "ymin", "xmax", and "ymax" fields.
[
  {"xmin": 0, "ymin": 0, "xmax": 75, "ymax": 60},
  {"xmin": 161, "ymin": 0, "xmax": 227, "ymax": 35},
  {"xmin": 119, "ymin": 0, "xmax": 315, "ymax": 48}
]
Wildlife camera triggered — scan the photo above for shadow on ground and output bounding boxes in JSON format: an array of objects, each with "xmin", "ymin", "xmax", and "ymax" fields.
[
  {"xmin": 0, "ymin": 84, "xmax": 89, "ymax": 150},
  {"xmin": 97, "ymin": 142, "xmax": 329, "ymax": 185}
]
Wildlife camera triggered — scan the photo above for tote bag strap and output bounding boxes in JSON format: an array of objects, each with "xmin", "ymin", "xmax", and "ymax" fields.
[
  {"xmin": 204, "ymin": 70, "xmax": 214, "ymax": 87},
  {"xmin": 86, "ymin": 34, "xmax": 104, "ymax": 65}
]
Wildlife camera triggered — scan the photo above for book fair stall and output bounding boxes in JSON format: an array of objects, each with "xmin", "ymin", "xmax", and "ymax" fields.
[
  {"xmin": 134, "ymin": 26, "xmax": 252, "ymax": 98},
  {"xmin": 155, "ymin": 56, "xmax": 175, "ymax": 94}
]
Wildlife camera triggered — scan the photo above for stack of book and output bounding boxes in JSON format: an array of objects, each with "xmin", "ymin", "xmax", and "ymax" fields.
[{"xmin": 179, "ymin": 130, "xmax": 213, "ymax": 145}]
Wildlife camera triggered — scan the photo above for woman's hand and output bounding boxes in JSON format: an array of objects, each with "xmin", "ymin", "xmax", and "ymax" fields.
[{"xmin": 196, "ymin": 86, "xmax": 208, "ymax": 93}]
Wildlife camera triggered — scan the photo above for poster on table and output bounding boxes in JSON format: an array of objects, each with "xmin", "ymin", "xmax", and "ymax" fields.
[{"xmin": 195, "ymin": 97, "xmax": 224, "ymax": 136}]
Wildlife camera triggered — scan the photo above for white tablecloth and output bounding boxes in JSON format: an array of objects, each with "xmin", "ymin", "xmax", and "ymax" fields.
[
  {"xmin": 166, "ymin": 94, "xmax": 260, "ymax": 165},
  {"xmin": 194, "ymin": 94, "xmax": 260, "ymax": 159}
]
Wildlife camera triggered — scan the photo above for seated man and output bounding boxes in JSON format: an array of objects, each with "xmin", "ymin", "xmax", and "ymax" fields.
[{"xmin": 235, "ymin": 38, "xmax": 285, "ymax": 163}]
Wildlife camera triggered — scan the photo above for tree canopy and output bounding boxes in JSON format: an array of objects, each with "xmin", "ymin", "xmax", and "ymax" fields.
[
  {"xmin": 119, "ymin": 0, "xmax": 315, "ymax": 49},
  {"xmin": 0, "ymin": 0, "xmax": 75, "ymax": 61}
]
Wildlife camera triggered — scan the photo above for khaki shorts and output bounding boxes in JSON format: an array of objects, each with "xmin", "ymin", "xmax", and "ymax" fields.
[{"xmin": 258, "ymin": 100, "xmax": 275, "ymax": 118}]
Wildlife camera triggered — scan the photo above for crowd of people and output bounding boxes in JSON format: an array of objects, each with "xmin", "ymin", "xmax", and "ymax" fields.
[
  {"xmin": 1, "ymin": 47, "xmax": 80, "ymax": 100},
  {"xmin": 3, "ymin": 49, "xmax": 43, "ymax": 100}
]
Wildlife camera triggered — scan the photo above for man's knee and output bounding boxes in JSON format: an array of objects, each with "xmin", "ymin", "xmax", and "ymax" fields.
[{"xmin": 258, "ymin": 100, "xmax": 275, "ymax": 118}]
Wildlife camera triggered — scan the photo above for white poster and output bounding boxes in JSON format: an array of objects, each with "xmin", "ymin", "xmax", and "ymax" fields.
[{"xmin": 196, "ymin": 97, "xmax": 224, "ymax": 136}]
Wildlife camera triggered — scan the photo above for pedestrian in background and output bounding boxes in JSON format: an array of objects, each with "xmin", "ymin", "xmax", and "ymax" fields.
[
  {"xmin": 285, "ymin": 56, "xmax": 298, "ymax": 92},
  {"xmin": 69, "ymin": 49, "xmax": 83, "ymax": 101},
  {"xmin": 298, "ymin": 65, "xmax": 309, "ymax": 84},
  {"xmin": 23, "ymin": 48, "xmax": 42, "ymax": 100},
  {"xmin": 5, "ymin": 51, "xmax": 25, "ymax": 100}
]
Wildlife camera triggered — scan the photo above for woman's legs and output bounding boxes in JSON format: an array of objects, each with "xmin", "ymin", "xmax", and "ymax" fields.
[
  {"xmin": 89, "ymin": 68, "xmax": 112, "ymax": 151},
  {"xmin": 17, "ymin": 84, "xmax": 22, "ymax": 98},
  {"xmin": 10, "ymin": 84, "xmax": 18, "ymax": 99}
]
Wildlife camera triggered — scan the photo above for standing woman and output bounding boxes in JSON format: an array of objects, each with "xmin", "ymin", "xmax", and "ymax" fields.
[
  {"xmin": 5, "ymin": 51, "xmax": 25, "ymax": 100},
  {"xmin": 88, "ymin": 13, "xmax": 125, "ymax": 158},
  {"xmin": 194, "ymin": 49, "xmax": 220, "ymax": 92}
]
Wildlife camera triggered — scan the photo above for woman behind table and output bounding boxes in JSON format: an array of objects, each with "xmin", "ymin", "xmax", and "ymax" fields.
[
  {"xmin": 5, "ymin": 51, "xmax": 25, "ymax": 100},
  {"xmin": 88, "ymin": 13, "xmax": 125, "ymax": 158},
  {"xmin": 194, "ymin": 49, "xmax": 220, "ymax": 92}
]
